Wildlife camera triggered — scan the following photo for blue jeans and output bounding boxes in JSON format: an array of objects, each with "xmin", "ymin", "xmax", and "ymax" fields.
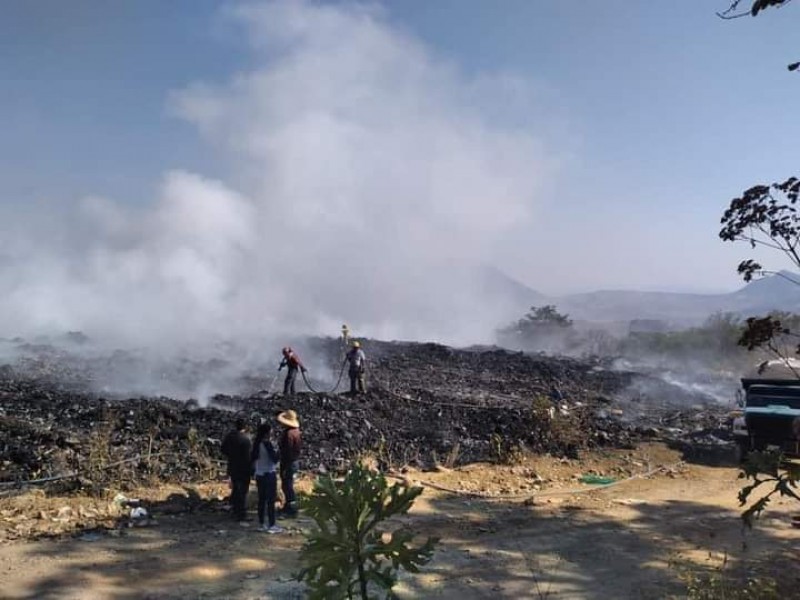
[
  {"xmin": 280, "ymin": 461, "xmax": 297, "ymax": 514},
  {"xmin": 256, "ymin": 472, "xmax": 277, "ymax": 527}
]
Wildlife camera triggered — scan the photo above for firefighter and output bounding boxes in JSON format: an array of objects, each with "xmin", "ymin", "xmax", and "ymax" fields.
[
  {"xmin": 278, "ymin": 347, "xmax": 306, "ymax": 395},
  {"xmin": 345, "ymin": 340, "xmax": 367, "ymax": 395}
]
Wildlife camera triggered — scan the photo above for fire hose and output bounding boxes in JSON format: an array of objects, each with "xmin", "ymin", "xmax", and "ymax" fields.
[
  {"xmin": 300, "ymin": 359, "xmax": 348, "ymax": 394},
  {"xmin": 390, "ymin": 462, "xmax": 683, "ymax": 501}
]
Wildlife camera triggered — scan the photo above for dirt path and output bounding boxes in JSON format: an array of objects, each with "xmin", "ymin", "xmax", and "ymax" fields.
[{"xmin": 1, "ymin": 444, "xmax": 798, "ymax": 599}]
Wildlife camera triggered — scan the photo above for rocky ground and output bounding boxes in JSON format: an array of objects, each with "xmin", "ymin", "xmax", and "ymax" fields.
[
  {"xmin": 0, "ymin": 337, "xmax": 796, "ymax": 599},
  {"xmin": 1, "ymin": 337, "xmax": 733, "ymax": 491}
]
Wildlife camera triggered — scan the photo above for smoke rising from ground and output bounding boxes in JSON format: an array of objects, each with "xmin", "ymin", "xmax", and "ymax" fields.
[{"xmin": 0, "ymin": 0, "xmax": 555, "ymax": 349}]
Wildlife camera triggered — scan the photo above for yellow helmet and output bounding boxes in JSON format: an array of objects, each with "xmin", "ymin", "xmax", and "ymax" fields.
[{"xmin": 352, "ymin": 340, "xmax": 361, "ymax": 348}]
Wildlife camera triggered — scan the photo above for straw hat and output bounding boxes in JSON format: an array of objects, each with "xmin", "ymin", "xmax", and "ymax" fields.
[{"xmin": 277, "ymin": 409, "xmax": 300, "ymax": 428}]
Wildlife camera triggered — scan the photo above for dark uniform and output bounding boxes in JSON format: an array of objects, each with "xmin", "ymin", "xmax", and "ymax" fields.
[{"xmin": 221, "ymin": 423, "xmax": 252, "ymax": 521}]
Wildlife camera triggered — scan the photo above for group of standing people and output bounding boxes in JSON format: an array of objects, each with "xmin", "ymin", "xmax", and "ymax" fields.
[
  {"xmin": 279, "ymin": 338, "xmax": 368, "ymax": 396},
  {"xmin": 219, "ymin": 337, "xmax": 367, "ymax": 529},
  {"xmin": 220, "ymin": 409, "xmax": 302, "ymax": 533}
]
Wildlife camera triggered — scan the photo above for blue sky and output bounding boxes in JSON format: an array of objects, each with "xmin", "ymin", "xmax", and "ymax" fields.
[{"xmin": 1, "ymin": 0, "xmax": 798, "ymax": 296}]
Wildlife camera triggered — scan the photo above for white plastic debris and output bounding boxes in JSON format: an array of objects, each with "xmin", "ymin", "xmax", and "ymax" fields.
[{"xmin": 130, "ymin": 507, "xmax": 148, "ymax": 520}]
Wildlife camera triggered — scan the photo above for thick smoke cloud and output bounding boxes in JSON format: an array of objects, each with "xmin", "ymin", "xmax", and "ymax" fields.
[{"xmin": 0, "ymin": 0, "xmax": 555, "ymax": 347}]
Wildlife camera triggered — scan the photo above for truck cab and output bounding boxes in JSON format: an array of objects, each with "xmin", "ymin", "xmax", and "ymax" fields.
[{"xmin": 734, "ymin": 378, "xmax": 800, "ymax": 461}]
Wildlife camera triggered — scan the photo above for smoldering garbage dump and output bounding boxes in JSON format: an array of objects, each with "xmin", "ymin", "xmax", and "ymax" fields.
[{"xmin": 0, "ymin": 338, "xmax": 735, "ymax": 489}]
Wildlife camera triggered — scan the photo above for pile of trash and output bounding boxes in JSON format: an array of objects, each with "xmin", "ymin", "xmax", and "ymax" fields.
[{"xmin": 0, "ymin": 338, "xmax": 733, "ymax": 489}]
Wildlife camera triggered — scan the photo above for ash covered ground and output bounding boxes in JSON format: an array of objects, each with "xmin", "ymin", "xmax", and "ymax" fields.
[{"xmin": 0, "ymin": 336, "xmax": 735, "ymax": 489}]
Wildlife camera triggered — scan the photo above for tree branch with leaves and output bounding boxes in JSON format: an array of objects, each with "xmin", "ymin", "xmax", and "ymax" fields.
[
  {"xmin": 720, "ymin": 179, "xmax": 800, "ymax": 523},
  {"xmin": 718, "ymin": 0, "xmax": 799, "ymax": 71}
]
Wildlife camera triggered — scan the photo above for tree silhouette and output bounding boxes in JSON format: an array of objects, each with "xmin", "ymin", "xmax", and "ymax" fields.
[{"xmin": 718, "ymin": 0, "xmax": 798, "ymax": 71}]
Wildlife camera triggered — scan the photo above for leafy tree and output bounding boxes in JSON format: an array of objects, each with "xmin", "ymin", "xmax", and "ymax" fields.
[
  {"xmin": 720, "ymin": 181, "xmax": 800, "ymax": 368},
  {"xmin": 616, "ymin": 312, "xmax": 747, "ymax": 369},
  {"xmin": 523, "ymin": 305, "xmax": 572, "ymax": 327},
  {"xmin": 497, "ymin": 305, "xmax": 575, "ymax": 352},
  {"xmin": 296, "ymin": 463, "xmax": 438, "ymax": 599},
  {"xmin": 718, "ymin": 0, "xmax": 798, "ymax": 71},
  {"xmin": 716, "ymin": 1, "xmax": 800, "ymax": 526},
  {"xmin": 719, "ymin": 177, "xmax": 800, "ymax": 523},
  {"xmin": 720, "ymin": 182, "xmax": 800, "ymax": 521},
  {"xmin": 500, "ymin": 305, "xmax": 572, "ymax": 338}
]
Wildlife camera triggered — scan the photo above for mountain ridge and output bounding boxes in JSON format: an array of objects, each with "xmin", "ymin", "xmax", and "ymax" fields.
[{"xmin": 485, "ymin": 268, "xmax": 800, "ymax": 324}]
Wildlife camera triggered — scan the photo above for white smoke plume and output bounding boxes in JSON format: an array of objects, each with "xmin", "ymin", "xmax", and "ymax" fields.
[{"xmin": 0, "ymin": 0, "xmax": 556, "ymax": 349}]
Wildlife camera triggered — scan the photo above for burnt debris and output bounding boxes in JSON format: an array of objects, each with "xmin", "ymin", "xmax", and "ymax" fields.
[{"xmin": 0, "ymin": 338, "xmax": 731, "ymax": 488}]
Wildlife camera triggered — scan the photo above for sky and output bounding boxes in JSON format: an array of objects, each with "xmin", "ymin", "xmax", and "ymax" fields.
[{"xmin": 0, "ymin": 0, "xmax": 798, "ymax": 344}]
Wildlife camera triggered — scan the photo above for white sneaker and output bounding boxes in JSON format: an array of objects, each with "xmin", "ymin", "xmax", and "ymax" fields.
[
  {"xmin": 259, "ymin": 523, "xmax": 269, "ymax": 532},
  {"xmin": 266, "ymin": 525, "xmax": 284, "ymax": 534}
]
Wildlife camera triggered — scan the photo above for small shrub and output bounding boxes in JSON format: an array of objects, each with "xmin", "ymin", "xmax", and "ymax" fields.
[
  {"xmin": 529, "ymin": 395, "xmax": 582, "ymax": 457},
  {"xmin": 444, "ymin": 442, "xmax": 461, "ymax": 469},
  {"xmin": 490, "ymin": 432, "xmax": 526, "ymax": 465},
  {"xmin": 297, "ymin": 462, "xmax": 438, "ymax": 599},
  {"xmin": 84, "ymin": 412, "xmax": 114, "ymax": 493},
  {"xmin": 683, "ymin": 569, "xmax": 778, "ymax": 600}
]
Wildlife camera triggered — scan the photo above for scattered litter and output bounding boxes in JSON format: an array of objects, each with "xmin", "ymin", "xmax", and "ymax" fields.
[
  {"xmin": 578, "ymin": 475, "xmax": 616, "ymax": 485},
  {"xmin": 130, "ymin": 507, "xmax": 148, "ymax": 520},
  {"xmin": 114, "ymin": 493, "xmax": 141, "ymax": 508},
  {"xmin": 613, "ymin": 498, "xmax": 647, "ymax": 506}
]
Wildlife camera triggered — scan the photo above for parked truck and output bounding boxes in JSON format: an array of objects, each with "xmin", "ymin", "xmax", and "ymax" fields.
[{"xmin": 733, "ymin": 378, "xmax": 800, "ymax": 462}]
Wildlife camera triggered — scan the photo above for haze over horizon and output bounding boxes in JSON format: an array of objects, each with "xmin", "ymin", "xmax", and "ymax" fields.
[{"xmin": 1, "ymin": 0, "xmax": 798, "ymax": 344}]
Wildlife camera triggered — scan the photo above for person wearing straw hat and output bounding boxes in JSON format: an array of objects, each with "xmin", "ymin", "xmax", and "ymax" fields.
[{"xmin": 277, "ymin": 410, "xmax": 302, "ymax": 517}]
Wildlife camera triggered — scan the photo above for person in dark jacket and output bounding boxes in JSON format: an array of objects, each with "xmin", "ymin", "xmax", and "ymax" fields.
[
  {"xmin": 221, "ymin": 418, "xmax": 252, "ymax": 523},
  {"xmin": 279, "ymin": 347, "xmax": 307, "ymax": 396},
  {"xmin": 277, "ymin": 410, "xmax": 302, "ymax": 517},
  {"xmin": 251, "ymin": 421, "xmax": 282, "ymax": 533}
]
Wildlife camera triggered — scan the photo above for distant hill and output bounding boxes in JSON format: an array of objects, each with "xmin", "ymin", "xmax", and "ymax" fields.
[
  {"xmin": 481, "ymin": 269, "xmax": 800, "ymax": 326},
  {"xmin": 476, "ymin": 266, "xmax": 548, "ymax": 310},
  {"xmin": 726, "ymin": 270, "xmax": 800, "ymax": 314}
]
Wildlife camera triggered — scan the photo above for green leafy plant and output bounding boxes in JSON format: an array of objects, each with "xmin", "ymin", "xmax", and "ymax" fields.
[
  {"xmin": 296, "ymin": 463, "xmax": 438, "ymax": 599},
  {"xmin": 738, "ymin": 450, "xmax": 800, "ymax": 526}
]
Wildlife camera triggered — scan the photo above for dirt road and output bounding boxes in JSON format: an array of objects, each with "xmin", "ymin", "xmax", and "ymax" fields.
[{"xmin": 1, "ymin": 443, "xmax": 798, "ymax": 599}]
